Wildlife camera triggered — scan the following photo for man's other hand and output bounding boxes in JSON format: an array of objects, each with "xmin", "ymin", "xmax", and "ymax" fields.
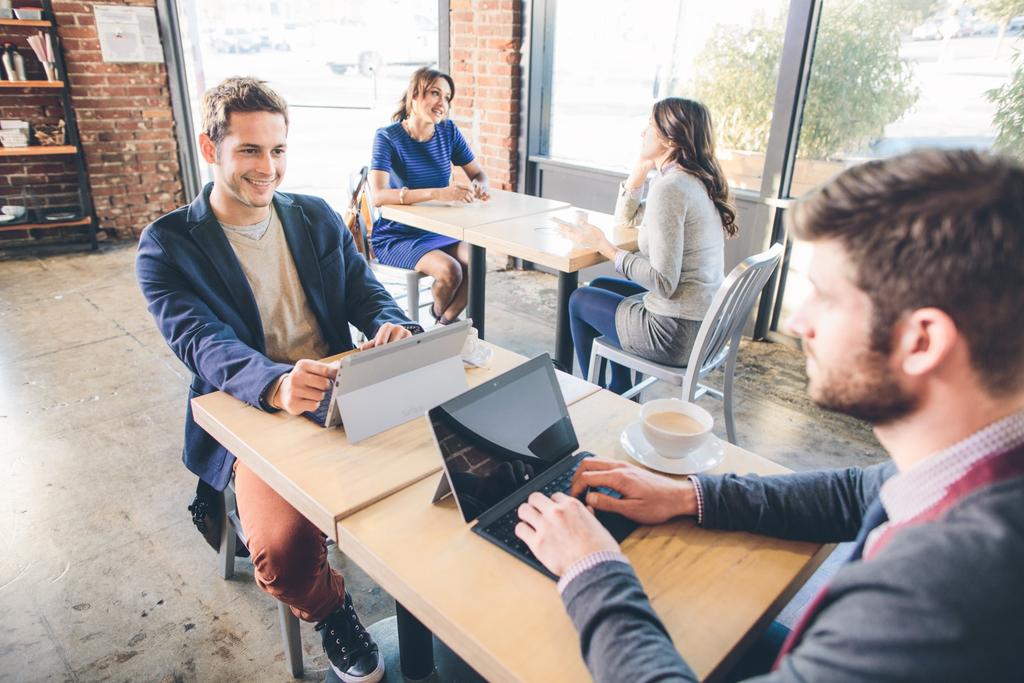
[
  {"xmin": 568, "ymin": 458, "xmax": 697, "ymax": 525},
  {"xmin": 271, "ymin": 359, "xmax": 338, "ymax": 415},
  {"xmin": 515, "ymin": 492, "xmax": 619, "ymax": 576},
  {"xmin": 359, "ymin": 322, "xmax": 413, "ymax": 350}
]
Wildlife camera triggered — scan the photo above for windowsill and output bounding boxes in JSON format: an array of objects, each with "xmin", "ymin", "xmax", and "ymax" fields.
[
  {"xmin": 528, "ymin": 154, "xmax": 630, "ymax": 179},
  {"xmin": 528, "ymin": 154, "xmax": 767, "ymax": 204}
]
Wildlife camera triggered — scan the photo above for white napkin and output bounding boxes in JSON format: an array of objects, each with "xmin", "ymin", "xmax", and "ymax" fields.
[{"xmin": 461, "ymin": 327, "xmax": 492, "ymax": 368}]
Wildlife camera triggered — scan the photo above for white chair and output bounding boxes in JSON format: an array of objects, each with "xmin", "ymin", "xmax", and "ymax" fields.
[
  {"xmin": 219, "ymin": 482, "xmax": 303, "ymax": 678},
  {"xmin": 347, "ymin": 167, "xmax": 434, "ymax": 324},
  {"xmin": 588, "ymin": 242, "xmax": 784, "ymax": 445}
]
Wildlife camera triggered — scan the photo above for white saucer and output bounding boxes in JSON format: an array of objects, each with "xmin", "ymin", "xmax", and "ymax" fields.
[
  {"xmin": 0, "ymin": 214, "xmax": 18, "ymax": 223},
  {"xmin": 620, "ymin": 420, "xmax": 725, "ymax": 475}
]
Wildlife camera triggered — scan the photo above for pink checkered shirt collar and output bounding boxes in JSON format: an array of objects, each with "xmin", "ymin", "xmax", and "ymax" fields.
[{"xmin": 878, "ymin": 409, "xmax": 1024, "ymax": 525}]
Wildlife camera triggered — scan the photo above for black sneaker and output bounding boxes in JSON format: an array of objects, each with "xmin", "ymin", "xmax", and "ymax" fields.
[
  {"xmin": 188, "ymin": 482, "xmax": 249, "ymax": 558},
  {"xmin": 315, "ymin": 593, "xmax": 384, "ymax": 683}
]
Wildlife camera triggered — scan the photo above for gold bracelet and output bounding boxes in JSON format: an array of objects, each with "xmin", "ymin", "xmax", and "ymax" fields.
[{"xmin": 399, "ymin": 187, "xmax": 408, "ymax": 205}]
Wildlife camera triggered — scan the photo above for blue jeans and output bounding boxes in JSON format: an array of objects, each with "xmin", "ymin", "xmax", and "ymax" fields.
[{"xmin": 568, "ymin": 277, "xmax": 646, "ymax": 394}]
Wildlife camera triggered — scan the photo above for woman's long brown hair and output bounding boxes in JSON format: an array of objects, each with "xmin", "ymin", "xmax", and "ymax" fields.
[
  {"xmin": 652, "ymin": 98, "xmax": 737, "ymax": 237},
  {"xmin": 392, "ymin": 67, "xmax": 456, "ymax": 123}
]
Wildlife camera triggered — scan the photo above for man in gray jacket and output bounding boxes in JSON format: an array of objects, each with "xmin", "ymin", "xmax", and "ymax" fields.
[{"xmin": 514, "ymin": 149, "xmax": 1024, "ymax": 682}]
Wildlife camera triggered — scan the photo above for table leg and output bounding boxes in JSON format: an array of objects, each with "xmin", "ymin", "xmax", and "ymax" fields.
[
  {"xmin": 396, "ymin": 602, "xmax": 434, "ymax": 680},
  {"xmin": 555, "ymin": 271, "xmax": 579, "ymax": 372},
  {"xmin": 468, "ymin": 244, "xmax": 487, "ymax": 339}
]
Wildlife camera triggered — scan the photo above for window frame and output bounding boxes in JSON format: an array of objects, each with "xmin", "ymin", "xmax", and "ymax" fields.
[
  {"xmin": 520, "ymin": 0, "xmax": 823, "ymax": 339},
  {"xmin": 156, "ymin": 0, "xmax": 450, "ymax": 207}
]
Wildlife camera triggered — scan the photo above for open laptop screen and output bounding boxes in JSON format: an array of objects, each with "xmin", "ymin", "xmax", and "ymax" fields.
[{"xmin": 430, "ymin": 355, "xmax": 578, "ymax": 522}]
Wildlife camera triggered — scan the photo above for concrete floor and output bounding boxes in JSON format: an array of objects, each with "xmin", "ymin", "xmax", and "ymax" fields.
[{"xmin": 0, "ymin": 242, "xmax": 886, "ymax": 682}]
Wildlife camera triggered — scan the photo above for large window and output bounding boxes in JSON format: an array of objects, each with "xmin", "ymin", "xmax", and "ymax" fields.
[
  {"xmin": 174, "ymin": 0, "xmax": 439, "ymax": 209},
  {"xmin": 777, "ymin": 0, "xmax": 1023, "ymax": 327},
  {"xmin": 531, "ymin": 1, "xmax": 1024, "ymax": 338},
  {"xmin": 791, "ymin": 1, "xmax": 1023, "ymax": 195},
  {"xmin": 545, "ymin": 0, "xmax": 788, "ymax": 191}
]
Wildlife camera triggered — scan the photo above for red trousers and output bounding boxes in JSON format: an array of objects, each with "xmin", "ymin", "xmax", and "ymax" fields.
[{"xmin": 234, "ymin": 461, "xmax": 345, "ymax": 622}]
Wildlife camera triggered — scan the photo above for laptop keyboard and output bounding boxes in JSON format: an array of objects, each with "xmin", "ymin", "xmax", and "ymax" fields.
[
  {"xmin": 301, "ymin": 391, "xmax": 332, "ymax": 427},
  {"xmin": 481, "ymin": 451, "xmax": 621, "ymax": 558}
]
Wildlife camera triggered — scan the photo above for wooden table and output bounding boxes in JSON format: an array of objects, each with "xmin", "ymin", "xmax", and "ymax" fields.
[
  {"xmin": 337, "ymin": 388, "xmax": 829, "ymax": 682},
  {"xmin": 379, "ymin": 189, "xmax": 571, "ymax": 339},
  {"xmin": 466, "ymin": 207, "xmax": 638, "ymax": 371},
  {"xmin": 379, "ymin": 188, "xmax": 570, "ymax": 241},
  {"xmin": 190, "ymin": 342, "xmax": 599, "ymax": 539}
]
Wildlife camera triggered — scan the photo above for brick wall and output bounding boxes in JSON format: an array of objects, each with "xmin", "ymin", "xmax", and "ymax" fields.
[
  {"xmin": 3, "ymin": 2, "xmax": 522, "ymax": 242},
  {"xmin": 0, "ymin": 0, "xmax": 184, "ymax": 241},
  {"xmin": 448, "ymin": 0, "xmax": 522, "ymax": 191}
]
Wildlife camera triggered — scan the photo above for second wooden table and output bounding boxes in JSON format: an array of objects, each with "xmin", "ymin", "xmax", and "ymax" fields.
[{"xmin": 466, "ymin": 207, "xmax": 638, "ymax": 370}]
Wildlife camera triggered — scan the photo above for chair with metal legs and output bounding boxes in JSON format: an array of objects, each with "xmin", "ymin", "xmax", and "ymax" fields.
[
  {"xmin": 588, "ymin": 243, "xmax": 784, "ymax": 445},
  {"xmin": 347, "ymin": 167, "xmax": 435, "ymax": 324},
  {"xmin": 219, "ymin": 481, "xmax": 303, "ymax": 678}
]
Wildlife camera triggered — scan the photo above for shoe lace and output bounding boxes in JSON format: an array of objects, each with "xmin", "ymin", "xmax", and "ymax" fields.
[
  {"xmin": 187, "ymin": 498, "xmax": 210, "ymax": 534},
  {"xmin": 315, "ymin": 599, "xmax": 374, "ymax": 661}
]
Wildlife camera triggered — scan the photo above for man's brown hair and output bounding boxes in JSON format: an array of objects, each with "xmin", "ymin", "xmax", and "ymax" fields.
[
  {"xmin": 790, "ymin": 149, "xmax": 1024, "ymax": 395},
  {"xmin": 200, "ymin": 76, "xmax": 289, "ymax": 146}
]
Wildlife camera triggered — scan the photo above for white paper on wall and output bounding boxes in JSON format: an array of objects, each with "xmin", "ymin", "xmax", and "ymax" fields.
[{"xmin": 94, "ymin": 5, "xmax": 163, "ymax": 64}]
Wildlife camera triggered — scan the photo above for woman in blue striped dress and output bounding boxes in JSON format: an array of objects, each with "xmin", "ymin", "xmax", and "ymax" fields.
[{"xmin": 369, "ymin": 67, "xmax": 490, "ymax": 324}]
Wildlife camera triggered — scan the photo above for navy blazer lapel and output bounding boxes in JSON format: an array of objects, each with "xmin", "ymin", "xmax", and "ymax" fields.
[
  {"xmin": 187, "ymin": 186, "xmax": 266, "ymax": 350},
  {"xmin": 274, "ymin": 194, "xmax": 335, "ymax": 342}
]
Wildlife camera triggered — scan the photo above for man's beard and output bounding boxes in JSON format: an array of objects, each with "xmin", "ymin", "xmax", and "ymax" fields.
[{"xmin": 808, "ymin": 348, "xmax": 918, "ymax": 426}]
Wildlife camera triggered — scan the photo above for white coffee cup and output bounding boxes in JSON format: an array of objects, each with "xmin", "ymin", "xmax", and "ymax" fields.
[
  {"xmin": 640, "ymin": 398, "xmax": 713, "ymax": 459},
  {"xmin": 1, "ymin": 205, "xmax": 26, "ymax": 218}
]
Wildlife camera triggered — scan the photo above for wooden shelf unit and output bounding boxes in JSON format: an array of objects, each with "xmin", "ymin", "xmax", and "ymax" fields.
[
  {"xmin": 0, "ymin": 80, "xmax": 64, "ymax": 88},
  {"xmin": 0, "ymin": 19, "xmax": 53, "ymax": 28},
  {"xmin": 0, "ymin": 216, "xmax": 90, "ymax": 233},
  {"xmin": 0, "ymin": 1, "xmax": 96, "ymax": 249},
  {"xmin": 0, "ymin": 144, "xmax": 77, "ymax": 156}
]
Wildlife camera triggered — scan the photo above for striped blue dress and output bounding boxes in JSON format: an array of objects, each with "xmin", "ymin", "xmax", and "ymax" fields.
[{"xmin": 369, "ymin": 119, "xmax": 475, "ymax": 269}]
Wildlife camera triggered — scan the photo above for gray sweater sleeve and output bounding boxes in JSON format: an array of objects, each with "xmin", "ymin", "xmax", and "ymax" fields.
[
  {"xmin": 695, "ymin": 462, "xmax": 896, "ymax": 543},
  {"xmin": 563, "ymin": 468, "xmax": 1024, "ymax": 683},
  {"xmin": 560, "ymin": 465, "xmax": 894, "ymax": 683},
  {"xmin": 621, "ymin": 179, "xmax": 688, "ymax": 298},
  {"xmin": 613, "ymin": 181, "xmax": 645, "ymax": 227},
  {"xmin": 562, "ymin": 561, "xmax": 698, "ymax": 683},
  {"xmin": 566, "ymin": 496, "xmax": 1024, "ymax": 683}
]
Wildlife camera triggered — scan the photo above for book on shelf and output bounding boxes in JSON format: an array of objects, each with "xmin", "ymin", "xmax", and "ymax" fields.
[{"xmin": 0, "ymin": 120, "xmax": 32, "ymax": 147}]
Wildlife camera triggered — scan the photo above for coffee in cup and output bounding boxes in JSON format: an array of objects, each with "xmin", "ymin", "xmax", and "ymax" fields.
[
  {"xmin": 640, "ymin": 398, "xmax": 713, "ymax": 459},
  {"xmin": 645, "ymin": 411, "xmax": 704, "ymax": 435}
]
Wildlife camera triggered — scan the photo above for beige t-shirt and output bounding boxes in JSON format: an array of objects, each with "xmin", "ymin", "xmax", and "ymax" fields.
[{"xmin": 220, "ymin": 207, "xmax": 329, "ymax": 365}]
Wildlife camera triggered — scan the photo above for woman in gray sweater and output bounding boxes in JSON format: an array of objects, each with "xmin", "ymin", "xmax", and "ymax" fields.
[{"xmin": 557, "ymin": 97, "xmax": 737, "ymax": 393}]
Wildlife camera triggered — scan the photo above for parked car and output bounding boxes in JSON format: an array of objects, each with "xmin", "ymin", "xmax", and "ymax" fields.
[
  {"xmin": 211, "ymin": 27, "xmax": 261, "ymax": 54},
  {"xmin": 325, "ymin": 14, "xmax": 438, "ymax": 77},
  {"xmin": 957, "ymin": 17, "xmax": 998, "ymax": 38},
  {"xmin": 911, "ymin": 18, "xmax": 944, "ymax": 41}
]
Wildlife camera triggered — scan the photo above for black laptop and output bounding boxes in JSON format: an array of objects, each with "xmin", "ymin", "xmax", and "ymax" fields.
[{"xmin": 427, "ymin": 354, "xmax": 637, "ymax": 579}]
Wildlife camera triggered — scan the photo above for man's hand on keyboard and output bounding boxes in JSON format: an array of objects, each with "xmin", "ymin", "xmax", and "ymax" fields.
[
  {"xmin": 271, "ymin": 359, "xmax": 338, "ymax": 415},
  {"xmin": 569, "ymin": 458, "xmax": 697, "ymax": 525},
  {"xmin": 359, "ymin": 322, "xmax": 412, "ymax": 350},
  {"xmin": 515, "ymin": 492, "xmax": 618, "ymax": 576}
]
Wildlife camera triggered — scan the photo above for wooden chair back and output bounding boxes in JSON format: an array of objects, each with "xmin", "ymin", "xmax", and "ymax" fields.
[{"xmin": 344, "ymin": 167, "xmax": 369, "ymax": 256}]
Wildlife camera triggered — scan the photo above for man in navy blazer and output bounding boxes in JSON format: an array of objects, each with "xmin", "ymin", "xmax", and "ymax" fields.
[{"xmin": 136, "ymin": 77, "xmax": 412, "ymax": 683}]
